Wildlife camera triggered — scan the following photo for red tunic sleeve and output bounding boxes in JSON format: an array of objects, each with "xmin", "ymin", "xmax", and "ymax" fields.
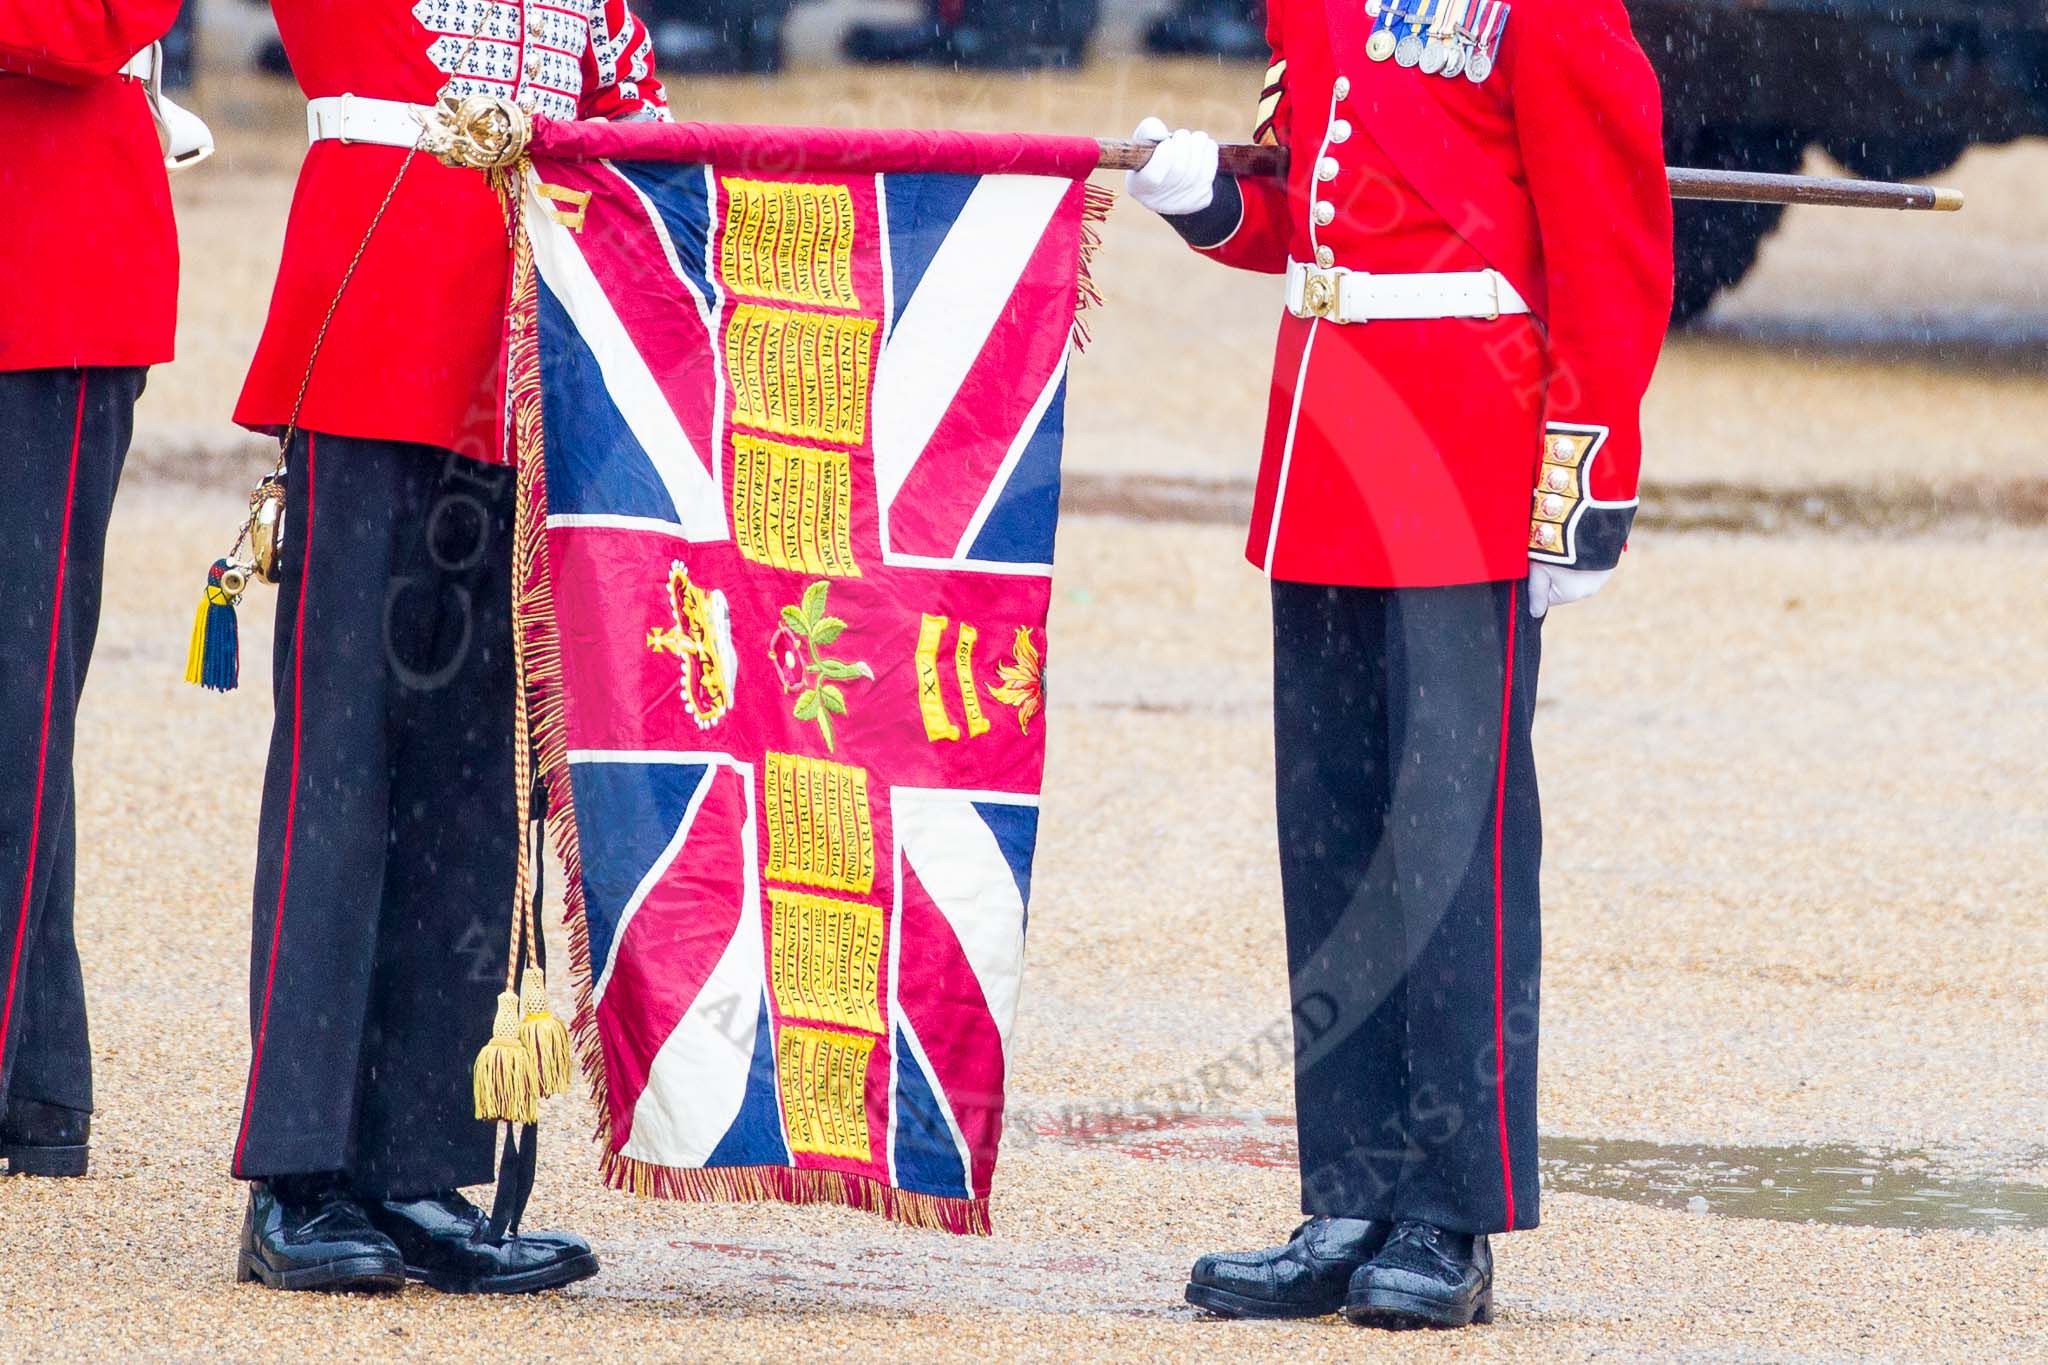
[
  {"xmin": 578, "ymin": 0, "xmax": 668, "ymax": 120},
  {"xmin": 1511, "ymin": 0, "xmax": 1674, "ymax": 568},
  {"xmin": 0, "ymin": 0, "xmax": 178, "ymax": 369},
  {"xmin": 0, "ymin": 0, "xmax": 180, "ymax": 83}
]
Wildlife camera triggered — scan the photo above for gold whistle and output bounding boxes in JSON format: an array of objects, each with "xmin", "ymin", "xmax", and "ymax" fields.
[{"xmin": 245, "ymin": 475, "xmax": 287, "ymax": 587}]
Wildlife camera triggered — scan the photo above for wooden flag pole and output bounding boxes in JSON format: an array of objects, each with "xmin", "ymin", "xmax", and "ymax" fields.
[
  {"xmin": 1093, "ymin": 140, "xmax": 1966, "ymax": 212},
  {"xmin": 1661, "ymin": 165, "xmax": 1963, "ymax": 211}
]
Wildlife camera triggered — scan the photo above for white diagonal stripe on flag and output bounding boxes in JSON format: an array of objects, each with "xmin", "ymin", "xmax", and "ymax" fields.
[
  {"xmin": 871, "ymin": 175, "xmax": 1072, "ymax": 526},
  {"xmin": 895, "ymin": 789, "xmax": 1029, "ymax": 1054},
  {"xmin": 949, "ymin": 344, "xmax": 1070, "ymax": 562},
  {"xmin": 527, "ymin": 180, "xmax": 729, "ymax": 541},
  {"xmin": 593, "ymin": 763, "xmax": 716, "ymax": 1005},
  {"xmin": 620, "ymin": 760, "xmax": 765, "ymax": 1167}
]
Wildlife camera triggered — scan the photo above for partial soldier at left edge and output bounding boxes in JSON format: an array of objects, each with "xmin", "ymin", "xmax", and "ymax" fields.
[{"xmin": 0, "ymin": 0, "xmax": 209, "ymax": 1178}]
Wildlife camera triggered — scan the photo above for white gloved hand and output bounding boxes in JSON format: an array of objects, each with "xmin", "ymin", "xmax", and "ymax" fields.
[
  {"xmin": 1527, "ymin": 562, "xmax": 1613, "ymax": 619},
  {"xmin": 1124, "ymin": 116, "xmax": 1219, "ymax": 218}
]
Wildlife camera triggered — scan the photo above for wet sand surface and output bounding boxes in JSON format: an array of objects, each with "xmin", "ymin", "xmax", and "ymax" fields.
[{"xmin": 3, "ymin": 46, "xmax": 2044, "ymax": 1364}]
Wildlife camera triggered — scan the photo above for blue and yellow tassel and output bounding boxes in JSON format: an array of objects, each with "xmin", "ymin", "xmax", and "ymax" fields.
[{"xmin": 183, "ymin": 558, "xmax": 243, "ymax": 693}]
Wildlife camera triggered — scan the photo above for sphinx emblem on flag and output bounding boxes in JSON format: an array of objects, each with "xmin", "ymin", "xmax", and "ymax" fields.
[{"xmin": 507, "ymin": 128, "xmax": 1107, "ymax": 1234}]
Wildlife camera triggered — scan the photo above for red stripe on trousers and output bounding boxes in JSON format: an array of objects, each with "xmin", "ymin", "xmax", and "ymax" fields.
[
  {"xmin": 0, "ymin": 375, "xmax": 88, "ymax": 1063},
  {"xmin": 233, "ymin": 436, "xmax": 315, "ymax": 1176},
  {"xmin": 1491, "ymin": 583, "xmax": 1519, "ymax": 1228}
]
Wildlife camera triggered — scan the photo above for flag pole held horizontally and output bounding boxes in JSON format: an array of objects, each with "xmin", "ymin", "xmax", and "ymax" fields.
[
  {"xmin": 513, "ymin": 114, "xmax": 1961, "ymax": 211},
  {"xmin": 1097, "ymin": 139, "xmax": 1965, "ymax": 212}
]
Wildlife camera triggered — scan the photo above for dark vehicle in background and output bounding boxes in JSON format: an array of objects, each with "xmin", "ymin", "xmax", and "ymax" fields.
[
  {"xmin": 163, "ymin": 2, "xmax": 199, "ymax": 87},
  {"xmin": 1631, "ymin": 0, "xmax": 2046, "ymax": 319}
]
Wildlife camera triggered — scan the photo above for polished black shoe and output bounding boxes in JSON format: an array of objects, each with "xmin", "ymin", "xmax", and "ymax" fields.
[
  {"xmin": 363, "ymin": 1191, "xmax": 599, "ymax": 1295},
  {"xmin": 1186, "ymin": 1217, "xmax": 1389, "ymax": 1319},
  {"xmin": 1343, "ymin": 1221, "xmax": 1494, "ymax": 1329},
  {"xmin": 237, "ymin": 1180, "xmax": 406, "ymax": 1292},
  {"xmin": 0, "ymin": 1098, "xmax": 90, "ymax": 1178}
]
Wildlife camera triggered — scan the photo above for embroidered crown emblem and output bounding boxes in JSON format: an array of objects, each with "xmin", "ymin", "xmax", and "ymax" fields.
[{"xmin": 647, "ymin": 560, "xmax": 738, "ymax": 728}]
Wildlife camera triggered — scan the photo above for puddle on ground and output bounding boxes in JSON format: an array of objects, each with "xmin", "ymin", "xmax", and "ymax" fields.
[
  {"xmin": 1538, "ymin": 1137, "xmax": 2048, "ymax": 1233},
  {"xmin": 1032, "ymin": 1111, "xmax": 2048, "ymax": 1232}
]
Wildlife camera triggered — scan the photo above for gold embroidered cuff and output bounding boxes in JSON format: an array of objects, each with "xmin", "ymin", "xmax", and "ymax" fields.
[
  {"xmin": 1527, "ymin": 428, "xmax": 1596, "ymax": 555},
  {"xmin": 1528, "ymin": 424, "xmax": 1632, "ymax": 568}
]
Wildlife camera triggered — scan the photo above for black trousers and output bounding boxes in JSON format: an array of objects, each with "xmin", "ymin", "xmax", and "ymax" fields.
[
  {"xmin": 232, "ymin": 433, "xmax": 518, "ymax": 1197},
  {"xmin": 1272, "ymin": 579, "xmax": 1542, "ymax": 1235},
  {"xmin": 0, "ymin": 367, "xmax": 141, "ymax": 1121}
]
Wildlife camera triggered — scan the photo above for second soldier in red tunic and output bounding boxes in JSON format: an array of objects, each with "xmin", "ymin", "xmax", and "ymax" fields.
[
  {"xmin": 229, "ymin": 0, "xmax": 667, "ymax": 1295},
  {"xmin": 1127, "ymin": 0, "xmax": 1673, "ymax": 1329}
]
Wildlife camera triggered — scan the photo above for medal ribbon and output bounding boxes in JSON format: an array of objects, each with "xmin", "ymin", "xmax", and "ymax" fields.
[{"xmin": 1479, "ymin": 1, "xmax": 1508, "ymax": 59}]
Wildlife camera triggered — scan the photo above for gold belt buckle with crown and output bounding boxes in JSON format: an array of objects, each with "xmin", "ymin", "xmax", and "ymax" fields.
[{"xmin": 1303, "ymin": 268, "xmax": 1338, "ymax": 320}]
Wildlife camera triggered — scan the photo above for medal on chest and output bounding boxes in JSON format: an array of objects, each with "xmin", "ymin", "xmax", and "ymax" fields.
[
  {"xmin": 1462, "ymin": 0, "xmax": 1510, "ymax": 82},
  {"xmin": 1395, "ymin": 8, "xmax": 1427, "ymax": 67},
  {"xmin": 1365, "ymin": 0, "xmax": 1401, "ymax": 62},
  {"xmin": 1419, "ymin": 0, "xmax": 1456, "ymax": 73},
  {"xmin": 1438, "ymin": 0, "xmax": 1472, "ymax": 76},
  {"xmin": 1364, "ymin": 0, "xmax": 1510, "ymax": 83}
]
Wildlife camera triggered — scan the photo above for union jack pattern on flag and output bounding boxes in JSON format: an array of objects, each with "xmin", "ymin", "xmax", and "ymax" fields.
[{"xmin": 506, "ymin": 124, "xmax": 1109, "ymax": 1234}]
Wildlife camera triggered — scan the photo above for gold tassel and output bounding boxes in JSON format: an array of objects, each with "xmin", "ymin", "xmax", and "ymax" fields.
[
  {"xmin": 470, "ymin": 189, "xmax": 560, "ymax": 1127},
  {"xmin": 473, "ymin": 989, "xmax": 540, "ymax": 1124},
  {"xmin": 518, "ymin": 966, "xmax": 574, "ymax": 1097}
]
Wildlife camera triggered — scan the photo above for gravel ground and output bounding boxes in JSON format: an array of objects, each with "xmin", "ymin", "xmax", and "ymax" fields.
[{"xmin": 4, "ymin": 54, "xmax": 2045, "ymax": 1365}]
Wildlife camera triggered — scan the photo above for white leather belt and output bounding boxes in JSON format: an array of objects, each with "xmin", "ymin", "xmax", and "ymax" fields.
[
  {"xmin": 306, "ymin": 94, "xmax": 433, "ymax": 148},
  {"xmin": 1285, "ymin": 259, "xmax": 1530, "ymax": 323}
]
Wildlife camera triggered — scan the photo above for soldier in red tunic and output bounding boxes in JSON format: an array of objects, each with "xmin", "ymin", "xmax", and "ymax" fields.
[
  {"xmin": 228, "ymin": 0, "xmax": 666, "ymax": 1294},
  {"xmin": 0, "ymin": 0, "xmax": 184, "ymax": 1180},
  {"xmin": 1128, "ymin": 0, "xmax": 1673, "ymax": 1328}
]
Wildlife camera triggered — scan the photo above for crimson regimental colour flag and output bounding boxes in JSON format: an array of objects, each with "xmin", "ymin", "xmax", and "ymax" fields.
[{"xmin": 507, "ymin": 120, "xmax": 1111, "ymax": 1234}]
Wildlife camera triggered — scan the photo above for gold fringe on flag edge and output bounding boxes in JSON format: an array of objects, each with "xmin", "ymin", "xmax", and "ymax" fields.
[
  {"xmin": 1072, "ymin": 181, "xmax": 1116, "ymax": 351},
  {"xmin": 511, "ymin": 163, "xmax": 1122, "ymax": 1239}
]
